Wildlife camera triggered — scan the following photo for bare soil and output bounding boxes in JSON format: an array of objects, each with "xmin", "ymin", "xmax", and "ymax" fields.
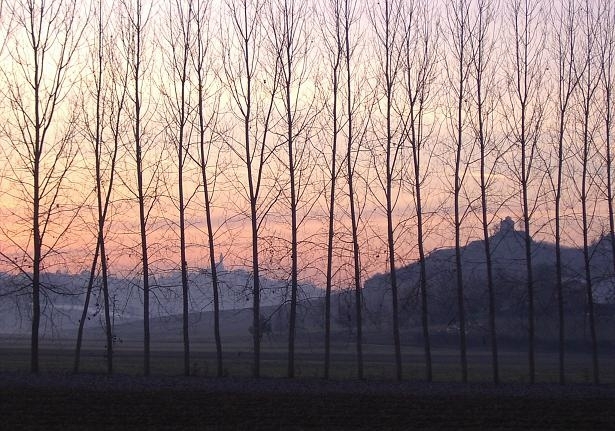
[{"xmin": 0, "ymin": 372, "xmax": 614, "ymax": 430}]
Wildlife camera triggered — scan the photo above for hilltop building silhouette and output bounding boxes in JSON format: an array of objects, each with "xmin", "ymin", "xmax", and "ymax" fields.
[{"xmin": 499, "ymin": 216, "xmax": 515, "ymax": 234}]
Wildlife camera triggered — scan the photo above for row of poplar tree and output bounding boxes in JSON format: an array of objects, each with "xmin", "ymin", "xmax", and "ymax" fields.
[{"xmin": 0, "ymin": 0, "xmax": 613, "ymax": 385}]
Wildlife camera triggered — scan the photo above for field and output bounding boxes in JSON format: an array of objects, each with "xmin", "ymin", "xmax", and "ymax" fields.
[
  {"xmin": 1, "ymin": 372, "xmax": 614, "ymax": 430},
  {"xmin": 1, "ymin": 334, "xmax": 614, "ymax": 429},
  {"xmin": 1, "ymin": 329, "xmax": 614, "ymax": 383}
]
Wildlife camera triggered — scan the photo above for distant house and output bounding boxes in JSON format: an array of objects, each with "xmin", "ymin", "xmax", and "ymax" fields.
[{"xmin": 500, "ymin": 216, "xmax": 515, "ymax": 233}]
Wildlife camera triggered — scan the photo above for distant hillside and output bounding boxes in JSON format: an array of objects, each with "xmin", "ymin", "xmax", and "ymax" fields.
[
  {"xmin": 2, "ymin": 218, "xmax": 614, "ymax": 349},
  {"xmin": 361, "ymin": 217, "xmax": 615, "ymax": 344},
  {"xmin": 0, "ymin": 265, "xmax": 321, "ymax": 336}
]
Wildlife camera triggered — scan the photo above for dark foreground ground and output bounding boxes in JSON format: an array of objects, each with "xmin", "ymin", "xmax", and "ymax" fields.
[{"xmin": 1, "ymin": 373, "xmax": 614, "ymax": 430}]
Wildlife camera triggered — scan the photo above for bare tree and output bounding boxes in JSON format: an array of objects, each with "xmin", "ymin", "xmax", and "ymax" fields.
[
  {"xmin": 315, "ymin": 0, "xmax": 368, "ymax": 380},
  {"xmin": 342, "ymin": 0, "xmax": 367, "ymax": 382},
  {"xmin": 574, "ymin": 0, "xmax": 601, "ymax": 384},
  {"xmin": 223, "ymin": 0, "xmax": 280, "ymax": 378},
  {"xmin": 270, "ymin": 0, "xmax": 298, "ymax": 379},
  {"xmin": 445, "ymin": 0, "xmax": 473, "ymax": 383},
  {"xmin": 268, "ymin": 0, "xmax": 319, "ymax": 378},
  {"xmin": 193, "ymin": 0, "xmax": 224, "ymax": 378},
  {"xmin": 319, "ymin": 0, "xmax": 344, "ymax": 380},
  {"xmin": 504, "ymin": 0, "xmax": 548, "ymax": 384},
  {"xmin": 370, "ymin": 0, "xmax": 405, "ymax": 381},
  {"xmin": 400, "ymin": 0, "xmax": 438, "ymax": 383},
  {"xmin": 0, "ymin": 0, "xmax": 84, "ymax": 373},
  {"xmin": 119, "ymin": 0, "xmax": 156, "ymax": 376},
  {"xmin": 161, "ymin": 0, "xmax": 195, "ymax": 377},
  {"xmin": 549, "ymin": 0, "xmax": 579, "ymax": 385},
  {"xmin": 469, "ymin": 0, "xmax": 501, "ymax": 385},
  {"xmin": 75, "ymin": 0, "xmax": 126, "ymax": 375}
]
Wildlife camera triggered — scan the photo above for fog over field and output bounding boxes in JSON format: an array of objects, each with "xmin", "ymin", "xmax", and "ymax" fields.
[{"xmin": 1, "ymin": 220, "xmax": 613, "ymax": 384}]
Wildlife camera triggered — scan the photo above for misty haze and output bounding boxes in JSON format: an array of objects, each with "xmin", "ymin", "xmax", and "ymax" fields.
[{"xmin": 1, "ymin": 0, "xmax": 614, "ymax": 429}]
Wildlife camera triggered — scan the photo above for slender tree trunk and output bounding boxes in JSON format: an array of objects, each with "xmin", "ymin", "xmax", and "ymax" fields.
[
  {"xmin": 99, "ymin": 56, "xmax": 127, "ymax": 377},
  {"xmin": 580, "ymin": 65, "xmax": 600, "ymax": 385},
  {"xmin": 552, "ymin": 0, "xmax": 578, "ymax": 386},
  {"xmin": 581, "ymin": 127, "xmax": 599, "ymax": 384},
  {"xmin": 98, "ymin": 108, "xmax": 125, "ymax": 377},
  {"xmin": 196, "ymin": 43, "xmax": 223, "ymax": 376},
  {"xmin": 411, "ymin": 118, "xmax": 432, "ymax": 382},
  {"xmin": 454, "ymin": 138, "xmax": 467, "ymax": 384},
  {"xmin": 606, "ymin": 53, "xmax": 615, "ymax": 291},
  {"xmin": 228, "ymin": 2, "xmax": 263, "ymax": 378},
  {"xmin": 555, "ymin": 100, "xmax": 567, "ymax": 385},
  {"xmin": 448, "ymin": 0, "xmax": 470, "ymax": 383},
  {"xmin": 403, "ymin": 1, "xmax": 434, "ymax": 382},
  {"xmin": 555, "ymin": 110, "xmax": 568, "ymax": 385},
  {"xmin": 555, "ymin": 111, "xmax": 566, "ymax": 385},
  {"xmin": 379, "ymin": 0, "xmax": 402, "ymax": 381},
  {"xmin": 268, "ymin": 0, "xmax": 312, "ymax": 380},
  {"xmin": 76, "ymin": 164, "xmax": 116, "ymax": 375},
  {"xmin": 74, "ymin": 243, "xmax": 100, "ymax": 373},
  {"xmin": 173, "ymin": 4, "xmax": 192, "ymax": 377},
  {"xmin": 348, "ymin": 135, "xmax": 363, "ymax": 381},
  {"xmin": 454, "ymin": 92, "xmax": 468, "ymax": 384},
  {"xmin": 129, "ymin": 0, "xmax": 151, "ymax": 376},
  {"xmin": 240, "ymin": 52, "xmax": 261, "ymax": 376},
  {"xmin": 521, "ymin": 130, "xmax": 535, "ymax": 384},
  {"xmin": 179, "ymin": 116, "xmax": 190, "ymax": 377},
  {"xmin": 100, "ymin": 239, "xmax": 113, "ymax": 374},
  {"xmin": 250, "ymin": 200, "xmax": 261, "ymax": 378},
  {"xmin": 97, "ymin": 160, "xmax": 115, "ymax": 375},
  {"xmin": 477, "ymin": 64, "xmax": 498, "ymax": 386},
  {"xmin": 32, "ymin": 188, "xmax": 40, "ymax": 374},
  {"xmin": 581, "ymin": 151, "xmax": 599, "ymax": 384},
  {"xmin": 30, "ymin": 25, "xmax": 42, "ymax": 374},
  {"xmin": 511, "ymin": 0, "xmax": 537, "ymax": 384},
  {"xmin": 95, "ymin": 0, "xmax": 115, "ymax": 376},
  {"xmin": 74, "ymin": 5, "xmax": 108, "ymax": 370},
  {"xmin": 324, "ymin": 148, "xmax": 335, "ymax": 381},
  {"xmin": 342, "ymin": 0, "xmax": 363, "ymax": 381},
  {"xmin": 201, "ymin": 155, "xmax": 223, "ymax": 377},
  {"xmin": 480, "ymin": 162, "xmax": 498, "ymax": 385},
  {"xmin": 386, "ymin": 160, "xmax": 402, "ymax": 381},
  {"xmin": 286, "ymin": 79, "xmax": 298, "ymax": 380},
  {"xmin": 521, "ymin": 128, "xmax": 536, "ymax": 384},
  {"xmin": 473, "ymin": 0, "xmax": 498, "ymax": 385},
  {"xmin": 607, "ymin": 73, "xmax": 615, "ymax": 281},
  {"xmin": 323, "ymin": 3, "xmax": 341, "ymax": 380},
  {"xmin": 273, "ymin": 0, "xmax": 303, "ymax": 379},
  {"xmin": 137, "ymin": 147, "xmax": 150, "ymax": 376},
  {"xmin": 450, "ymin": 0, "xmax": 469, "ymax": 383}
]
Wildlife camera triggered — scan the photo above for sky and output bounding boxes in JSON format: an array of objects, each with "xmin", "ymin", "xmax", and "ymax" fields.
[{"xmin": 0, "ymin": 0, "xmax": 614, "ymax": 288}]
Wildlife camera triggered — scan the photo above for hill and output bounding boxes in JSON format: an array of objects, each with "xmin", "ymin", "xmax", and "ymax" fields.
[
  {"xmin": 0, "ymin": 265, "xmax": 321, "ymax": 337},
  {"xmin": 362, "ymin": 217, "xmax": 615, "ymax": 347}
]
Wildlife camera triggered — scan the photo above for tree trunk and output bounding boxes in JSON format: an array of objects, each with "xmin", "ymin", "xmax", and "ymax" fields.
[
  {"xmin": 74, "ymin": 241, "xmax": 101, "ymax": 374},
  {"xmin": 473, "ymin": 0, "xmax": 498, "ymax": 384},
  {"xmin": 344, "ymin": 0, "xmax": 364, "ymax": 381},
  {"xmin": 179, "ymin": 131, "xmax": 190, "ymax": 377},
  {"xmin": 198, "ymin": 77, "xmax": 224, "ymax": 378},
  {"xmin": 477, "ymin": 59, "xmax": 498, "ymax": 386},
  {"xmin": 580, "ymin": 49, "xmax": 600, "ymax": 383},
  {"xmin": 31, "ymin": 209, "xmax": 41, "ymax": 374},
  {"xmin": 323, "ymin": 12, "xmax": 341, "ymax": 379},
  {"xmin": 413, "ymin": 136, "xmax": 432, "ymax": 382}
]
